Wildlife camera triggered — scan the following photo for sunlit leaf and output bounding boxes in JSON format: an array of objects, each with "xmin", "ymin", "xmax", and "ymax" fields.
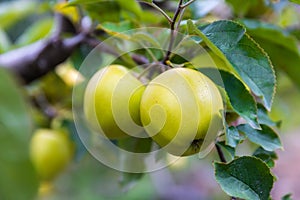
[
  {"xmin": 16, "ymin": 17, "xmax": 53, "ymax": 46},
  {"xmin": 289, "ymin": 0, "xmax": 300, "ymax": 4},
  {"xmin": 117, "ymin": 0, "xmax": 142, "ymax": 18},
  {"xmin": 187, "ymin": 20, "xmax": 276, "ymax": 111},
  {"xmin": 0, "ymin": 29, "xmax": 11, "ymax": 53}
]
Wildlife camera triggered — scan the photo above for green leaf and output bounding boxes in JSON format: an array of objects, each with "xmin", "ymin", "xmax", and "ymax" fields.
[
  {"xmin": 71, "ymin": 45, "xmax": 94, "ymax": 70},
  {"xmin": 100, "ymin": 21, "xmax": 134, "ymax": 33},
  {"xmin": 0, "ymin": 69, "xmax": 38, "ymax": 200},
  {"xmin": 68, "ymin": 0, "xmax": 103, "ymax": 5},
  {"xmin": 282, "ymin": 193, "xmax": 293, "ymax": 200},
  {"xmin": 216, "ymin": 141, "xmax": 235, "ymax": 161},
  {"xmin": 0, "ymin": 132, "xmax": 39, "ymax": 200},
  {"xmin": 0, "ymin": 68, "xmax": 32, "ymax": 141},
  {"xmin": 226, "ymin": 125, "xmax": 242, "ymax": 148},
  {"xmin": 241, "ymin": 19, "xmax": 300, "ymax": 89},
  {"xmin": 241, "ymin": 19, "xmax": 299, "ymax": 53},
  {"xmin": 237, "ymin": 124, "xmax": 282, "ymax": 151},
  {"xmin": 16, "ymin": 17, "xmax": 53, "ymax": 46},
  {"xmin": 117, "ymin": 0, "xmax": 142, "ymax": 18},
  {"xmin": 0, "ymin": 29, "xmax": 11, "ymax": 53},
  {"xmin": 214, "ymin": 156, "xmax": 275, "ymax": 200},
  {"xmin": 253, "ymin": 147, "xmax": 277, "ymax": 168},
  {"xmin": 226, "ymin": 0, "xmax": 260, "ymax": 16},
  {"xmin": 187, "ymin": 20, "xmax": 276, "ymax": 111},
  {"xmin": 76, "ymin": 1, "xmax": 121, "ymax": 23},
  {"xmin": 0, "ymin": 1, "xmax": 36, "ymax": 29},
  {"xmin": 257, "ymin": 104, "xmax": 281, "ymax": 127},
  {"xmin": 289, "ymin": 0, "xmax": 300, "ymax": 4},
  {"xmin": 226, "ymin": 0, "xmax": 271, "ymax": 17},
  {"xmin": 199, "ymin": 68, "xmax": 259, "ymax": 129}
]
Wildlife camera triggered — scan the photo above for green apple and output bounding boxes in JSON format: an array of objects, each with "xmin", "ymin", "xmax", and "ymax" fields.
[
  {"xmin": 30, "ymin": 129, "xmax": 73, "ymax": 181},
  {"xmin": 140, "ymin": 68, "xmax": 224, "ymax": 156},
  {"xmin": 84, "ymin": 65, "xmax": 145, "ymax": 139}
]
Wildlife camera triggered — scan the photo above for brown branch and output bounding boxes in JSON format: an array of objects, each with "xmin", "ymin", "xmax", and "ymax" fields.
[
  {"xmin": 0, "ymin": 13, "xmax": 80, "ymax": 84},
  {"xmin": 0, "ymin": 33, "xmax": 85, "ymax": 84}
]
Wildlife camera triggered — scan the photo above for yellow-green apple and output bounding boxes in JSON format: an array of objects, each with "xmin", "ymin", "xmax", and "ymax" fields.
[
  {"xmin": 140, "ymin": 68, "xmax": 224, "ymax": 156},
  {"xmin": 30, "ymin": 129, "xmax": 73, "ymax": 181},
  {"xmin": 84, "ymin": 65, "xmax": 145, "ymax": 139}
]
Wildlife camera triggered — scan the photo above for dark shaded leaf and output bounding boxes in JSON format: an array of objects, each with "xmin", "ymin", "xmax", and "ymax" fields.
[
  {"xmin": 215, "ymin": 156, "xmax": 275, "ymax": 200},
  {"xmin": 237, "ymin": 124, "xmax": 282, "ymax": 151},
  {"xmin": 253, "ymin": 147, "xmax": 278, "ymax": 168}
]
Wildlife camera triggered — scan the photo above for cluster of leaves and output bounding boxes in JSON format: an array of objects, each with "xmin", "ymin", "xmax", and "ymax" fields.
[{"xmin": 1, "ymin": 0, "xmax": 300, "ymax": 200}]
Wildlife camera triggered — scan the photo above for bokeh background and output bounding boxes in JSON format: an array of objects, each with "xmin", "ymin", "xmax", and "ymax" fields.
[{"xmin": 0, "ymin": 0, "xmax": 300, "ymax": 199}]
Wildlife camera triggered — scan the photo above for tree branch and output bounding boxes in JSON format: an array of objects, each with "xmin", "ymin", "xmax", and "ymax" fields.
[
  {"xmin": 0, "ymin": 33, "xmax": 86, "ymax": 84},
  {"xmin": 0, "ymin": 13, "xmax": 81, "ymax": 84},
  {"xmin": 0, "ymin": 12, "xmax": 149, "ymax": 84},
  {"xmin": 162, "ymin": 0, "xmax": 184, "ymax": 64}
]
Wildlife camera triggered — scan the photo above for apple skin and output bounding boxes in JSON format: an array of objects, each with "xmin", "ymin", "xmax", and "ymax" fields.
[
  {"xmin": 140, "ymin": 68, "xmax": 224, "ymax": 156},
  {"xmin": 30, "ymin": 129, "xmax": 73, "ymax": 181},
  {"xmin": 84, "ymin": 65, "xmax": 145, "ymax": 139}
]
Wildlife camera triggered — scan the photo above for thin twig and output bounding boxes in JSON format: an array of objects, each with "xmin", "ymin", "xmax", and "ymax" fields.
[
  {"xmin": 176, "ymin": 6, "xmax": 186, "ymax": 30},
  {"xmin": 162, "ymin": 0, "xmax": 184, "ymax": 64},
  {"xmin": 139, "ymin": 1, "xmax": 172, "ymax": 23},
  {"xmin": 215, "ymin": 143, "xmax": 227, "ymax": 163},
  {"xmin": 180, "ymin": 0, "xmax": 196, "ymax": 9},
  {"xmin": 84, "ymin": 37, "xmax": 149, "ymax": 65}
]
